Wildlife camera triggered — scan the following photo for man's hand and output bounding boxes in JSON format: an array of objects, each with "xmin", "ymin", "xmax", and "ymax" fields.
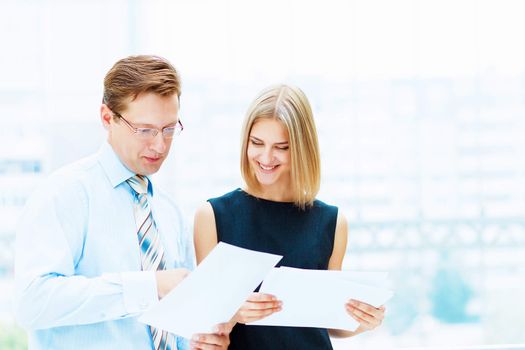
[
  {"xmin": 190, "ymin": 322, "xmax": 233, "ymax": 350},
  {"xmin": 233, "ymin": 292, "xmax": 282, "ymax": 324},
  {"xmin": 155, "ymin": 269, "xmax": 190, "ymax": 299}
]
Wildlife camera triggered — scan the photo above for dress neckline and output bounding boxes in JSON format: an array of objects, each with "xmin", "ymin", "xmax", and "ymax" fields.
[{"xmin": 238, "ymin": 188, "xmax": 296, "ymax": 205}]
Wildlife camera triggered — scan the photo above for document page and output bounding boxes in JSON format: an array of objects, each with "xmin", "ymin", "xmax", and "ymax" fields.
[
  {"xmin": 139, "ymin": 242, "xmax": 282, "ymax": 338},
  {"xmin": 250, "ymin": 267, "xmax": 393, "ymax": 331}
]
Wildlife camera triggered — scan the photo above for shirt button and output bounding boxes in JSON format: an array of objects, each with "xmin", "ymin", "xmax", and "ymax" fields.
[{"xmin": 139, "ymin": 301, "xmax": 150, "ymax": 310}]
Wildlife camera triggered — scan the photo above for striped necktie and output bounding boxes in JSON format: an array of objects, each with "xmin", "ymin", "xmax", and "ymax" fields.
[{"xmin": 127, "ymin": 175, "xmax": 176, "ymax": 350}]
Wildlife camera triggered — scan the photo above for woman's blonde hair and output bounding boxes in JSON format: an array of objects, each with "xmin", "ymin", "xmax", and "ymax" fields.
[{"xmin": 240, "ymin": 84, "xmax": 321, "ymax": 209}]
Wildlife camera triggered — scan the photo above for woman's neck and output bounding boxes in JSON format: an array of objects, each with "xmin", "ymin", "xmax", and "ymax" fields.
[{"xmin": 244, "ymin": 184, "xmax": 294, "ymax": 203}]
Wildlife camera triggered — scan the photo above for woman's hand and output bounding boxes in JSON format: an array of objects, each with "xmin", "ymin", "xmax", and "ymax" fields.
[
  {"xmin": 346, "ymin": 299, "xmax": 385, "ymax": 332},
  {"xmin": 233, "ymin": 292, "xmax": 282, "ymax": 324}
]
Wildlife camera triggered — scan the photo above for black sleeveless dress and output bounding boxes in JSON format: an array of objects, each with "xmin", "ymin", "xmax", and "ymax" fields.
[{"xmin": 208, "ymin": 188, "xmax": 338, "ymax": 350}]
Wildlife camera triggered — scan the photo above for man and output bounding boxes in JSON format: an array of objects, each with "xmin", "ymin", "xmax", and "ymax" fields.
[{"xmin": 15, "ymin": 55, "xmax": 230, "ymax": 350}]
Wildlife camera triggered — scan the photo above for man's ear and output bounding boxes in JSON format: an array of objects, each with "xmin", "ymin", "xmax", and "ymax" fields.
[{"xmin": 100, "ymin": 104, "xmax": 113, "ymax": 129}]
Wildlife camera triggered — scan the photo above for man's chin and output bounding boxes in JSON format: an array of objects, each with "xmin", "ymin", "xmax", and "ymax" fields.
[{"xmin": 138, "ymin": 163, "xmax": 163, "ymax": 176}]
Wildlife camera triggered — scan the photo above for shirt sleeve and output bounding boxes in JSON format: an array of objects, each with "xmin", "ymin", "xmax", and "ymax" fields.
[{"xmin": 14, "ymin": 176, "xmax": 158, "ymax": 330}]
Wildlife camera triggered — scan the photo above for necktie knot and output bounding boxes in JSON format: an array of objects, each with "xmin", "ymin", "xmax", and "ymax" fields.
[{"xmin": 127, "ymin": 175, "xmax": 149, "ymax": 195}]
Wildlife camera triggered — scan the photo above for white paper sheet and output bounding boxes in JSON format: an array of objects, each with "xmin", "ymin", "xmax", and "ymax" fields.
[
  {"xmin": 250, "ymin": 267, "xmax": 393, "ymax": 331},
  {"xmin": 280, "ymin": 268, "xmax": 391, "ymax": 288},
  {"xmin": 138, "ymin": 242, "xmax": 282, "ymax": 339}
]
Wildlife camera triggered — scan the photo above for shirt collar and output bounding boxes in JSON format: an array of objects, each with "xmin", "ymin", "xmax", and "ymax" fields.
[{"xmin": 97, "ymin": 142, "xmax": 154, "ymax": 195}]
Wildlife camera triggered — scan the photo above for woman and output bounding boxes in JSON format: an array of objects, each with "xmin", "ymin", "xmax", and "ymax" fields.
[{"xmin": 194, "ymin": 84, "xmax": 385, "ymax": 349}]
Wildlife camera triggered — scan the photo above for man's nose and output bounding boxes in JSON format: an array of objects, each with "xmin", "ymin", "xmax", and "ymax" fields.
[{"xmin": 150, "ymin": 132, "xmax": 167, "ymax": 154}]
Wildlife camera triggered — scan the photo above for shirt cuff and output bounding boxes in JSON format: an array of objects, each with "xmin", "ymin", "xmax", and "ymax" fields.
[{"xmin": 121, "ymin": 271, "xmax": 159, "ymax": 315}]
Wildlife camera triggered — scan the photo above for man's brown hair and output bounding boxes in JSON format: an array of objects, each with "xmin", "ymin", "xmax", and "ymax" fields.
[{"xmin": 102, "ymin": 55, "xmax": 181, "ymax": 114}]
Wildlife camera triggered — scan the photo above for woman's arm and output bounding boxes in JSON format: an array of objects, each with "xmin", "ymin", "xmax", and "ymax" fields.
[
  {"xmin": 327, "ymin": 212, "xmax": 385, "ymax": 338},
  {"xmin": 193, "ymin": 202, "xmax": 219, "ymax": 264},
  {"xmin": 193, "ymin": 202, "xmax": 281, "ymax": 324}
]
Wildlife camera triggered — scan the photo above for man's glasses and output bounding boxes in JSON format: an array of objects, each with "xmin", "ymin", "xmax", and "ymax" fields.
[{"xmin": 112, "ymin": 111, "xmax": 183, "ymax": 140}]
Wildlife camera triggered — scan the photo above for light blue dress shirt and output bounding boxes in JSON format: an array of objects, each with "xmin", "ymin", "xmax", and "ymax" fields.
[{"xmin": 15, "ymin": 142, "xmax": 194, "ymax": 350}]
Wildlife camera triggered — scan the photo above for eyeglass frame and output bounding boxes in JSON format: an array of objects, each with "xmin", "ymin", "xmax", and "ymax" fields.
[{"xmin": 111, "ymin": 110, "xmax": 184, "ymax": 139}]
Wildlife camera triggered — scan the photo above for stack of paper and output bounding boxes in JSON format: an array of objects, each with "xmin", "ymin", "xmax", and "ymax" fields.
[{"xmin": 249, "ymin": 267, "xmax": 394, "ymax": 331}]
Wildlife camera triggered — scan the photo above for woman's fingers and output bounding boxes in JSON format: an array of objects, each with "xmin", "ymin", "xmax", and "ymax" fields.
[
  {"xmin": 234, "ymin": 293, "xmax": 283, "ymax": 323},
  {"xmin": 236, "ymin": 305, "xmax": 282, "ymax": 323},
  {"xmin": 345, "ymin": 300, "xmax": 386, "ymax": 330},
  {"xmin": 246, "ymin": 292, "xmax": 277, "ymax": 302},
  {"xmin": 245, "ymin": 300, "xmax": 282, "ymax": 310}
]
